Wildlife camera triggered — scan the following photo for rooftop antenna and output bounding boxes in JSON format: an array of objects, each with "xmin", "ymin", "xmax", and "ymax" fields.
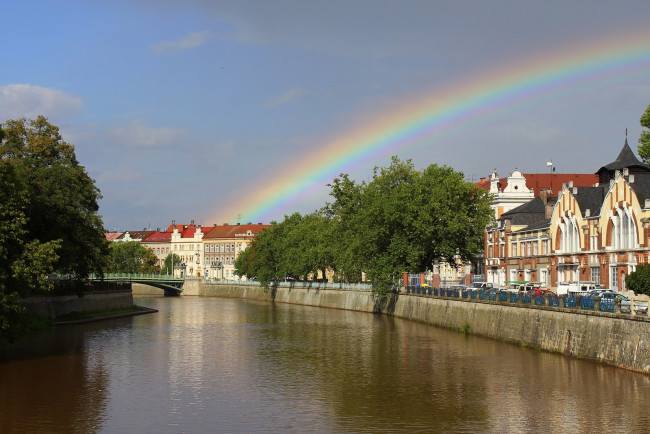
[{"xmin": 547, "ymin": 160, "xmax": 555, "ymax": 173}]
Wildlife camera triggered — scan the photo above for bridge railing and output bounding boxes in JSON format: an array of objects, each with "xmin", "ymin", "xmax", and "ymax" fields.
[{"xmin": 88, "ymin": 273, "xmax": 184, "ymax": 282}]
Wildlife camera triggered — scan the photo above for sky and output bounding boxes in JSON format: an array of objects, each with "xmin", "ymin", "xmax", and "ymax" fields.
[{"xmin": 2, "ymin": 1, "xmax": 650, "ymax": 231}]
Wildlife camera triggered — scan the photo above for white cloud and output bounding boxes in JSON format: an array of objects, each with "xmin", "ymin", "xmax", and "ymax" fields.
[
  {"xmin": 108, "ymin": 119, "xmax": 188, "ymax": 148},
  {"xmin": 0, "ymin": 84, "xmax": 83, "ymax": 121},
  {"xmin": 150, "ymin": 31, "xmax": 212, "ymax": 54},
  {"xmin": 264, "ymin": 87, "xmax": 309, "ymax": 108}
]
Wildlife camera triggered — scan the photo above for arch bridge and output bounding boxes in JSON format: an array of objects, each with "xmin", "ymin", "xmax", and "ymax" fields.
[{"xmin": 89, "ymin": 273, "xmax": 184, "ymax": 296}]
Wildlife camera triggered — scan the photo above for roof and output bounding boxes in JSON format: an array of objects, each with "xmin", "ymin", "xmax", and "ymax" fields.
[
  {"xmin": 105, "ymin": 232, "xmax": 123, "ymax": 241},
  {"xmin": 598, "ymin": 139, "xmax": 649, "ymax": 173},
  {"xmin": 571, "ymin": 186, "xmax": 606, "ymax": 217},
  {"xmin": 513, "ymin": 218, "xmax": 551, "ymax": 234},
  {"xmin": 476, "ymin": 173, "xmax": 597, "ymax": 197},
  {"xmin": 500, "ymin": 197, "xmax": 555, "ymax": 227},
  {"xmin": 141, "ymin": 231, "xmax": 172, "ymax": 243},
  {"xmin": 118, "ymin": 230, "xmax": 155, "ymax": 241},
  {"xmin": 627, "ymin": 172, "xmax": 650, "ymax": 205},
  {"xmin": 204, "ymin": 223, "xmax": 270, "ymax": 240},
  {"xmin": 179, "ymin": 226, "xmax": 211, "ymax": 239}
]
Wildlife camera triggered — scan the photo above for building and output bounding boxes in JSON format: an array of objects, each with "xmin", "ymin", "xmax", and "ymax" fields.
[
  {"xmin": 485, "ymin": 139, "xmax": 650, "ymax": 295},
  {"xmin": 168, "ymin": 221, "xmax": 211, "ymax": 277},
  {"xmin": 141, "ymin": 231, "xmax": 172, "ymax": 270},
  {"xmin": 203, "ymin": 222, "xmax": 270, "ymax": 280}
]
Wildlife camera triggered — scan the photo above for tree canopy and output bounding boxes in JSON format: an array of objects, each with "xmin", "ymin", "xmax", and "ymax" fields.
[
  {"xmin": 107, "ymin": 241, "xmax": 159, "ymax": 274},
  {"xmin": 0, "ymin": 117, "xmax": 109, "ymax": 341},
  {"xmin": 637, "ymin": 104, "xmax": 650, "ymax": 164},
  {"xmin": 236, "ymin": 157, "xmax": 493, "ymax": 297},
  {"xmin": 626, "ymin": 264, "xmax": 650, "ymax": 296}
]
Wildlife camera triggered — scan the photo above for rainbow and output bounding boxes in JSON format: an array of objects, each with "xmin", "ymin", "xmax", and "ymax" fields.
[{"xmin": 214, "ymin": 29, "xmax": 650, "ymax": 224}]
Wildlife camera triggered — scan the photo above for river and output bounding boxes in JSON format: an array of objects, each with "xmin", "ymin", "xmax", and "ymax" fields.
[{"xmin": 1, "ymin": 296, "xmax": 649, "ymax": 433}]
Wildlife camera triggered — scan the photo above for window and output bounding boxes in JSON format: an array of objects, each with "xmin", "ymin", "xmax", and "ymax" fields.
[
  {"xmin": 559, "ymin": 214, "xmax": 580, "ymax": 253},
  {"xmin": 611, "ymin": 205, "xmax": 637, "ymax": 250},
  {"xmin": 611, "ymin": 266, "xmax": 618, "ymax": 289},
  {"xmin": 205, "ymin": 245, "xmax": 209, "ymax": 252},
  {"xmin": 591, "ymin": 266, "xmax": 600, "ymax": 284},
  {"xmin": 511, "ymin": 242, "xmax": 518, "ymax": 256}
]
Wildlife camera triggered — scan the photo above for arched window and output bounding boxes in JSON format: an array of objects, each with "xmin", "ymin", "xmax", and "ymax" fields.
[
  {"xmin": 559, "ymin": 214, "xmax": 580, "ymax": 253},
  {"xmin": 611, "ymin": 204, "xmax": 637, "ymax": 249}
]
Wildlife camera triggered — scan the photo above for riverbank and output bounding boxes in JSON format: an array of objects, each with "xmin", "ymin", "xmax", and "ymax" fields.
[
  {"xmin": 197, "ymin": 283, "xmax": 650, "ymax": 375},
  {"xmin": 53, "ymin": 305, "xmax": 158, "ymax": 325}
]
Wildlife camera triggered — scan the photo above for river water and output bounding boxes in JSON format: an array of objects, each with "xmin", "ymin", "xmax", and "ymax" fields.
[{"xmin": 1, "ymin": 296, "xmax": 650, "ymax": 433}]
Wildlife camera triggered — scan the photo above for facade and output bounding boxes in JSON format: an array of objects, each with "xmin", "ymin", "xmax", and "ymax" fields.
[
  {"xmin": 168, "ymin": 221, "xmax": 211, "ymax": 277},
  {"xmin": 485, "ymin": 140, "xmax": 650, "ymax": 296},
  {"xmin": 203, "ymin": 223, "xmax": 269, "ymax": 280},
  {"xmin": 141, "ymin": 231, "xmax": 172, "ymax": 269}
]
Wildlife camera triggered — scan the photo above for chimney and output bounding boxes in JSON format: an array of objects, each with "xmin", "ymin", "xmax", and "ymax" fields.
[
  {"xmin": 586, "ymin": 209, "xmax": 591, "ymax": 217},
  {"xmin": 545, "ymin": 201, "xmax": 554, "ymax": 219},
  {"xmin": 572, "ymin": 187, "xmax": 578, "ymax": 195},
  {"xmin": 630, "ymin": 174, "xmax": 635, "ymax": 183},
  {"xmin": 645, "ymin": 199, "xmax": 650, "ymax": 209},
  {"xmin": 540, "ymin": 189, "xmax": 548, "ymax": 204},
  {"xmin": 568, "ymin": 180, "xmax": 573, "ymax": 188},
  {"xmin": 480, "ymin": 177, "xmax": 486, "ymax": 183}
]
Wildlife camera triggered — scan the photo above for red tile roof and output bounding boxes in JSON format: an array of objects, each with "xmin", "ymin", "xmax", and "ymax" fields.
[
  {"xmin": 204, "ymin": 223, "xmax": 270, "ymax": 240},
  {"xmin": 141, "ymin": 231, "xmax": 171, "ymax": 243},
  {"xmin": 476, "ymin": 173, "xmax": 598, "ymax": 197},
  {"xmin": 105, "ymin": 232, "xmax": 123, "ymax": 241}
]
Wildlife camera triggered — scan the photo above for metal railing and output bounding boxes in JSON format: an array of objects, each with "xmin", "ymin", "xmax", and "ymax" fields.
[
  {"xmin": 399, "ymin": 286, "xmax": 649, "ymax": 317},
  {"xmin": 204, "ymin": 279, "xmax": 374, "ymax": 292}
]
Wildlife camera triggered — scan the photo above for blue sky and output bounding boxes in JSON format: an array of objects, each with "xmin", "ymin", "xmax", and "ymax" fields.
[{"xmin": 2, "ymin": 0, "xmax": 650, "ymax": 231}]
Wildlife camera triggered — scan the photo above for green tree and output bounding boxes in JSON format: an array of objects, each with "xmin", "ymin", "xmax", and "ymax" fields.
[
  {"xmin": 626, "ymin": 264, "xmax": 650, "ymax": 296},
  {"xmin": 162, "ymin": 252, "xmax": 182, "ymax": 275},
  {"xmin": 327, "ymin": 157, "xmax": 493, "ymax": 296},
  {"xmin": 0, "ymin": 116, "xmax": 109, "ymax": 279},
  {"xmin": 637, "ymin": 104, "xmax": 650, "ymax": 164},
  {"xmin": 107, "ymin": 241, "xmax": 159, "ymax": 274},
  {"xmin": 0, "ymin": 116, "xmax": 108, "ymax": 338}
]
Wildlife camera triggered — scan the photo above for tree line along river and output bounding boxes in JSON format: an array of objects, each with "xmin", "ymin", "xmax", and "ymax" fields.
[{"xmin": 1, "ymin": 295, "xmax": 650, "ymax": 432}]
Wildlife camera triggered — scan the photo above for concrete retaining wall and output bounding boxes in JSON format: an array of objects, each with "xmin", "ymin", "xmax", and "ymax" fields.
[
  {"xmin": 197, "ymin": 284, "xmax": 650, "ymax": 374},
  {"xmin": 21, "ymin": 291, "xmax": 133, "ymax": 319}
]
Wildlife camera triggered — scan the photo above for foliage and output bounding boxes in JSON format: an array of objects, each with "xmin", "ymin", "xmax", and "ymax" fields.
[
  {"xmin": 327, "ymin": 157, "xmax": 493, "ymax": 296},
  {"xmin": 1, "ymin": 116, "xmax": 109, "ymax": 278},
  {"xmin": 236, "ymin": 156, "xmax": 493, "ymax": 297},
  {"xmin": 0, "ymin": 116, "xmax": 111, "ymax": 342},
  {"xmin": 638, "ymin": 104, "xmax": 650, "ymax": 164},
  {"xmin": 107, "ymin": 241, "xmax": 159, "ymax": 274},
  {"xmin": 235, "ymin": 211, "xmax": 337, "ymax": 289},
  {"xmin": 162, "ymin": 253, "xmax": 182, "ymax": 275},
  {"xmin": 626, "ymin": 264, "xmax": 650, "ymax": 296}
]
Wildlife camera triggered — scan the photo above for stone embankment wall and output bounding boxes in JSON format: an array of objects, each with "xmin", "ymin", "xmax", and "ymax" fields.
[
  {"xmin": 196, "ymin": 283, "xmax": 650, "ymax": 374},
  {"xmin": 21, "ymin": 290, "xmax": 133, "ymax": 319}
]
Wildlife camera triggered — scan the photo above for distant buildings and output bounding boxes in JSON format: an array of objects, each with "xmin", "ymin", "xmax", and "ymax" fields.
[{"xmin": 105, "ymin": 220, "xmax": 269, "ymax": 279}]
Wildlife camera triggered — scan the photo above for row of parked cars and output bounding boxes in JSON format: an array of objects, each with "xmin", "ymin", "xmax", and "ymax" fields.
[{"xmin": 458, "ymin": 281, "xmax": 647, "ymax": 314}]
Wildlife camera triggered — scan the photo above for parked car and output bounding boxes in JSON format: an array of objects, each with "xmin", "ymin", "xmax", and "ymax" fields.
[
  {"xmin": 528, "ymin": 288, "xmax": 556, "ymax": 296},
  {"xmin": 468, "ymin": 282, "xmax": 493, "ymax": 290},
  {"xmin": 585, "ymin": 291, "xmax": 640, "ymax": 314}
]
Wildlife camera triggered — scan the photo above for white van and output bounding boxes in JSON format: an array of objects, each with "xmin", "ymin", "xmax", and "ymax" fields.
[{"xmin": 556, "ymin": 281, "xmax": 604, "ymax": 296}]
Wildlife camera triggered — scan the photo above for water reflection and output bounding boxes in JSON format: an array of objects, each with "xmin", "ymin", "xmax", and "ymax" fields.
[{"xmin": 1, "ymin": 296, "xmax": 650, "ymax": 433}]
